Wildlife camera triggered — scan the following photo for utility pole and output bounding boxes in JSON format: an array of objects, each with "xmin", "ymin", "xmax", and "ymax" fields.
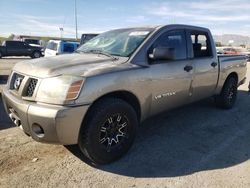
[{"xmin": 75, "ymin": 0, "xmax": 78, "ymax": 40}]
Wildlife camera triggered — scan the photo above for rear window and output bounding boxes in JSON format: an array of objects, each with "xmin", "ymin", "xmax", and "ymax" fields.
[{"xmin": 46, "ymin": 42, "xmax": 58, "ymax": 51}]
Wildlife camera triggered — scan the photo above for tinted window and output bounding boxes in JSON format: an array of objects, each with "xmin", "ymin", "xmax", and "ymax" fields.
[
  {"xmin": 63, "ymin": 43, "xmax": 75, "ymax": 53},
  {"xmin": 25, "ymin": 39, "xmax": 40, "ymax": 45},
  {"xmin": 190, "ymin": 32, "xmax": 212, "ymax": 58},
  {"xmin": 7, "ymin": 41, "xmax": 26, "ymax": 48},
  {"xmin": 150, "ymin": 30, "xmax": 187, "ymax": 60}
]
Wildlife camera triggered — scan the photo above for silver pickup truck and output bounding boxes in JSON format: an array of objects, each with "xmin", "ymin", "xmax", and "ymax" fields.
[{"xmin": 2, "ymin": 25, "xmax": 247, "ymax": 164}]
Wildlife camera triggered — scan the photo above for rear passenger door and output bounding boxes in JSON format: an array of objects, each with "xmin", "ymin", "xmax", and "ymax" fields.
[
  {"xmin": 6, "ymin": 41, "xmax": 19, "ymax": 55},
  {"xmin": 149, "ymin": 29, "xmax": 193, "ymax": 115},
  {"xmin": 187, "ymin": 30, "xmax": 218, "ymax": 101}
]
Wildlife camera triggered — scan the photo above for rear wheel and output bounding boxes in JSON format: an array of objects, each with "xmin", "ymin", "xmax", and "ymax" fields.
[
  {"xmin": 215, "ymin": 76, "xmax": 238, "ymax": 109},
  {"xmin": 79, "ymin": 98, "xmax": 138, "ymax": 164}
]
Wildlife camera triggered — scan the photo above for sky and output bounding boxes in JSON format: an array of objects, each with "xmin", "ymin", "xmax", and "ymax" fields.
[{"xmin": 0, "ymin": 0, "xmax": 250, "ymax": 38}]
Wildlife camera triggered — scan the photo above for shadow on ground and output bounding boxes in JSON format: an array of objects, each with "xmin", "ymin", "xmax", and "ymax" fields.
[{"xmin": 66, "ymin": 90, "xmax": 250, "ymax": 177}]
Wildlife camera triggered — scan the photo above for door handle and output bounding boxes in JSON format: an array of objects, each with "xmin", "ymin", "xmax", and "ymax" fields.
[
  {"xmin": 211, "ymin": 62, "xmax": 218, "ymax": 67},
  {"xmin": 184, "ymin": 65, "xmax": 193, "ymax": 72}
]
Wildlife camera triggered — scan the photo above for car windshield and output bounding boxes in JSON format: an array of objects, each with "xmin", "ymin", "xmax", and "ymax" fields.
[{"xmin": 77, "ymin": 28, "xmax": 153, "ymax": 57}]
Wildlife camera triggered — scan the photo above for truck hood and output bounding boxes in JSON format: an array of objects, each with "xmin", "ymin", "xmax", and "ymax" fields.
[{"xmin": 13, "ymin": 53, "xmax": 137, "ymax": 78}]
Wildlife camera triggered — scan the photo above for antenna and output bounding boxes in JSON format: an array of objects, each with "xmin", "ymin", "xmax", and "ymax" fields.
[{"xmin": 75, "ymin": 0, "xmax": 78, "ymax": 40}]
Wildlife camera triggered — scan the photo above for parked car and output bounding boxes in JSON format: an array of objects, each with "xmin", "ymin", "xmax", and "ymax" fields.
[
  {"xmin": 80, "ymin": 33, "xmax": 98, "ymax": 45},
  {"xmin": 0, "ymin": 41, "xmax": 42, "ymax": 58},
  {"xmin": 223, "ymin": 47, "xmax": 241, "ymax": 55},
  {"xmin": 2, "ymin": 25, "xmax": 247, "ymax": 164},
  {"xmin": 44, "ymin": 40, "xmax": 79, "ymax": 57},
  {"xmin": 237, "ymin": 48, "xmax": 250, "ymax": 61}
]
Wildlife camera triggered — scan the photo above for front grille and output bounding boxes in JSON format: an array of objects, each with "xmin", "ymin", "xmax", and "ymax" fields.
[{"xmin": 25, "ymin": 78, "xmax": 38, "ymax": 97}]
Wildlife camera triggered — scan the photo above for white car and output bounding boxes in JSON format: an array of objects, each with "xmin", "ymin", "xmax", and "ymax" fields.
[{"xmin": 45, "ymin": 40, "xmax": 79, "ymax": 57}]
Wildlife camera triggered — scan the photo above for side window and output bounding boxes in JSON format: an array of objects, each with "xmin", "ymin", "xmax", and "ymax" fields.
[
  {"xmin": 190, "ymin": 32, "xmax": 212, "ymax": 58},
  {"xmin": 7, "ymin": 41, "xmax": 16, "ymax": 48},
  {"xmin": 63, "ymin": 43, "xmax": 75, "ymax": 53},
  {"xmin": 10, "ymin": 42, "xmax": 25, "ymax": 48},
  {"xmin": 150, "ymin": 30, "xmax": 187, "ymax": 61}
]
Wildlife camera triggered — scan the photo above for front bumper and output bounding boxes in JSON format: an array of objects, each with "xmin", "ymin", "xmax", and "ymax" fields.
[{"xmin": 2, "ymin": 87, "xmax": 90, "ymax": 145}]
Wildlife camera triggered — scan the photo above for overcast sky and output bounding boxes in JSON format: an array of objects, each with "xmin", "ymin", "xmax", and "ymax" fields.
[{"xmin": 0, "ymin": 0, "xmax": 250, "ymax": 38}]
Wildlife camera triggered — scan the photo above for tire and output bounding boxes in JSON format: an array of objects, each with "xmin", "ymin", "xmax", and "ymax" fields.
[
  {"xmin": 32, "ymin": 51, "xmax": 41, "ymax": 58},
  {"xmin": 215, "ymin": 76, "xmax": 238, "ymax": 109},
  {"xmin": 0, "ymin": 51, "xmax": 2, "ymax": 58},
  {"xmin": 79, "ymin": 98, "xmax": 138, "ymax": 164}
]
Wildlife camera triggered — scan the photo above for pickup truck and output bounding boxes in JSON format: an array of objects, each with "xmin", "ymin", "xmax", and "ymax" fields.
[
  {"xmin": 0, "ymin": 41, "xmax": 43, "ymax": 58},
  {"xmin": 2, "ymin": 25, "xmax": 247, "ymax": 164}
]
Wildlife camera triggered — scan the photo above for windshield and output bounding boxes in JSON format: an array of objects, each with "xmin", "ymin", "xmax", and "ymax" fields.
[{"xmin": 77, "ymin": 28, "xmax": 153, "ymax": 57}]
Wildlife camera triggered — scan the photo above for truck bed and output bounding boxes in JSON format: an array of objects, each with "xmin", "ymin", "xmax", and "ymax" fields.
[{"xmin": 216, "ymin": 54, "xmax": 247, "ymax": 93}]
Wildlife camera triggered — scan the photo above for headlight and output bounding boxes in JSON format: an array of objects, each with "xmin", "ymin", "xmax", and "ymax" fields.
[{"xmin": 36, "ymin": 75, "xmax": 84, "ymax": 104}]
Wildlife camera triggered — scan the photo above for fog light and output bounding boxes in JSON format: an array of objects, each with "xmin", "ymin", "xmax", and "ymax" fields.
[{"xmin": 32, "ymin": 123, "xmax": 44, "ymax": 138}]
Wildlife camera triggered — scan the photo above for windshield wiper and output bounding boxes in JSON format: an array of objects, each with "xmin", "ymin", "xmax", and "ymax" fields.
[{"xmin": 84, "ymin": 49, "xmax": 118, "ymax": 60}]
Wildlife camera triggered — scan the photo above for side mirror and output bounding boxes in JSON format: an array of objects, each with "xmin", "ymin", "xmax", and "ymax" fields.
[{"xmin": 149, "ymin": 47, "xmax": 175, "ymax": 61}]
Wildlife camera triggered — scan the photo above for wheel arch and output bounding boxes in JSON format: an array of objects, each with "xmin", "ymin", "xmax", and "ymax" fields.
[
  {"xmin": 218, "ymin": 71, "xmax": 238, "ymax": 95},
  {"xmin": 82, "ymin": 90, "xmax": 141, "ymax": 126},
  {"xmin": 225, "ymin": 72, "xmax": 238, "ymax": 85}
]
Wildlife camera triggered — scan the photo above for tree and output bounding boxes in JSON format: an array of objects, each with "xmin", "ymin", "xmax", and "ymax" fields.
[{"xmin": 8, "ymin": 34, "xmax": 15, "ymax": 40}]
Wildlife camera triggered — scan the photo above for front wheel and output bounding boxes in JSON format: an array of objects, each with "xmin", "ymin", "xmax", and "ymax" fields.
[
  {"xmin": 215, "ymin": 77, "xmax": 238, "ymax": 109},
  {"xmin": 79, "ymin": 98, "xmax": 138, "ymax": 164},
  {"xmin": 31, "ymin": 51, "xmax": 41, "ymax": 58}
]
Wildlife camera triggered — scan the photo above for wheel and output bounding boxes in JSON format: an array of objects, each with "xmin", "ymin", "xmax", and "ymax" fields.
[
  {"xmin": 32, "ymin": 51, "xmax": 41, "ymax": 58},
  {"xmin": 0, "ymin": 51, "xmax": 2, "ymax": 58},
  {"xmin": 79, "ymin": 98, "xmax": 138, "ymax": 164},
  {"xmin": 215, "ymin": 77, "xmax": 238, "ymax": 109}
]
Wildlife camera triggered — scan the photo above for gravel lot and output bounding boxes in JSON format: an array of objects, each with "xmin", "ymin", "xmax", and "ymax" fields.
[{"xmin": 0, "ymin": 58, "xmax": 250, "ymax": 188}]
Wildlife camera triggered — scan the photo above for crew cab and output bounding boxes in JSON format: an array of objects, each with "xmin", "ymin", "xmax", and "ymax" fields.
[
  {"xmin": 0, "ymin": 41, "xmax": 43, "ymax": 58},
  {"xmin": 2, "ymin": 25, "xmax": 247, "ymax": 164}
]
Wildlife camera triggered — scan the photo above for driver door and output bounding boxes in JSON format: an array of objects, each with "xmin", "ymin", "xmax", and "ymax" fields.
[{"xmin": 149, "ymin": 30, "xmax": 193, "ymax": 115}]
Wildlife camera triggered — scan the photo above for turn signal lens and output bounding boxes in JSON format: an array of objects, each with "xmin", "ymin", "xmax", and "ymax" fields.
[{"xmin": 66, "ymin": 80, "xmax": 83, "ymax": 100}]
